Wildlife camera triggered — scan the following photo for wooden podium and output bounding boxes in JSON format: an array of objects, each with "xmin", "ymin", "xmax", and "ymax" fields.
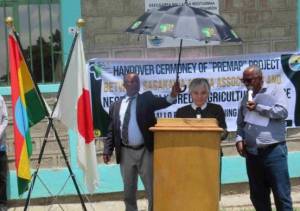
[{"xmin": 150, "ymin": 118, "xmax": 223, "ymax": 211}]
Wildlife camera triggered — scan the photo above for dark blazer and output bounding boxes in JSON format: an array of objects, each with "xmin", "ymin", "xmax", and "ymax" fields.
[
  {"xmin": 104, "ymin": 91, "xmax": 172, "ymax": 163},
  {"xmin": 176, "ymin": 103, "xmax": 228, "ymax": 140}
]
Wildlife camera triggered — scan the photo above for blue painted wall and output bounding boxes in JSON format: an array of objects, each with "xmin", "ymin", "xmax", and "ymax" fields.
[
  {"xmin": 6, "ymin": 152, "xmax": 300, "ymax": 199},
  {"xmin": 60, "ymin": 0, "xmax": 81, "ymax": 63},
  {"xmin": 221, "ymin": 152, "xmax": 300, "ymax": 184},
  {"xmin": 0, "ymin": 84, "xmax": 59, "ymax": 96},
  {"xmin": 60, "ymin": 0, "xmax": 82, "ymax": 170}
]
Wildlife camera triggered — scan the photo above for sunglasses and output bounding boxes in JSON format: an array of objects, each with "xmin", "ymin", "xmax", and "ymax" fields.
[{"xmin": 240, "ymin": 76, "xmax": 259, "ymax": 84}]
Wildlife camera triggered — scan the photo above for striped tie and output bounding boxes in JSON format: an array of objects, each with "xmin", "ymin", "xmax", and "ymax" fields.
[{"xmin": 122, "ymin": 97, "xmax": 134, "ymax": 144}]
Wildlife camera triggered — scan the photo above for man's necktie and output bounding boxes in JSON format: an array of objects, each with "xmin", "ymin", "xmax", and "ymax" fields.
[
  {"xmin": 122, "ymin": 97, "xmax": 134, "ymax": 144},
  {"xmin": 196, "ymin": 107, "xmax": 202, "ymax": 118}
]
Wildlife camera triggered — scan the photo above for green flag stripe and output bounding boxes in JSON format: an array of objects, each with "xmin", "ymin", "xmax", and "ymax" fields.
[
  {"xmin": 25, "ymin": 88, "xmax": 47, "ymax": 127},
  {"xmin": 25, "ymin": 130, "xmax": 32, "ymax": 157},
  {"xmin": 17, "ymin": 177, "xmax": 30, "ymax": 195}
]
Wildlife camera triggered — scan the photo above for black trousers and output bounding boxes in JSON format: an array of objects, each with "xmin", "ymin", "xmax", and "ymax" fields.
[{"xmin": 0, "ymin": 151, "xmax": 7, "ymax": 205}]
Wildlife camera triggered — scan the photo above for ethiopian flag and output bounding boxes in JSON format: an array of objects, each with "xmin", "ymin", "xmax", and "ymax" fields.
[{"xmin": 8, "ymin": 34, "xmax": 48, "ymax": 195}]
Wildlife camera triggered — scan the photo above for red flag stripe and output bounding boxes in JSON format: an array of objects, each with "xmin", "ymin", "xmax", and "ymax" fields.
[{"xmin": 77, "ymin": 89, "xmax": 95, "ymax": 144}]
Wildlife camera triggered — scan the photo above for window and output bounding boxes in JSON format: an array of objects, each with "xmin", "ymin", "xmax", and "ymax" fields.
[{"xmin": 0, "ymin": 0, "xmax": 63, "ymax": 85}]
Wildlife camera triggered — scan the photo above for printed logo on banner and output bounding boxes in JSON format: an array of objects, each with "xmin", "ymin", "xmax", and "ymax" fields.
[
  {"xmin": 88, "ymin": 62, "xmax": 106, "ymax": 80},
  {"xmin": 88, "ymin": 60, "xmax": 110, "ymax": 137},
  {"xmin": 281, "ymin": 53, "xmax": 300, "ymax": 126},
  {"xmin": 288, "ymin": 54, "xmax": 300, "ymax": 72},
  {"xmin": 149, "ymin": 36, "xmax": 164, "ymax": 46}
]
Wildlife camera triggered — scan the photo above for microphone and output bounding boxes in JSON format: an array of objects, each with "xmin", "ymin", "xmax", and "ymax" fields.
[
  {"xmin": 248, "ymin": 88, "xmax": 253, "ymax": 101},
  {"xmin": 196, "ymin": 107, "xmax": 202, "ymax": 119}
]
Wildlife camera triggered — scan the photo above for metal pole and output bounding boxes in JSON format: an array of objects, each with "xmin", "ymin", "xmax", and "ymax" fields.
[
  {"xmin": 6, "ymin": 16, "xmax": 50, "ymax": 117},
  {"xmin": 176, "ymin": 39, "xmax": 187, "ymax": 92},
  {"xmin": 24, "ymin": 119, "xmax": 52, "ymax": 211},
  {"xmin": 51, "ymin": 31, "xmax": 79, "ymax": 115},
  {"xmin": 51, "ymin": 124, "xmax": 87, "ymax": 211},
  {"xmin": 176, "ymin": 39, "xmax": 183, "ymax": 83}
]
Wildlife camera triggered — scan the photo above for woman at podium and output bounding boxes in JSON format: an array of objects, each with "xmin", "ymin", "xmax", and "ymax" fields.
[
  {"xmin": 175, "ymin": 78, "xmax": 227, "ymax": 200},
  {"xmin": 175, "ymin": 78, "xmax": 228, "ymax": 140}
]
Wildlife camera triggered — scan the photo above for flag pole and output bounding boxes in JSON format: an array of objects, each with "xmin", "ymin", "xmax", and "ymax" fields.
[
  {"xmin": 47, "ymin": 19, "xmax": 88, "ymax": 211},
  {"xmin": 24, "ymin": 121, "xmax": 52, "ymax": 210},
  {"xmin": 5, "ymin": 16, "xmax": 50, "ymax": 117},
  {"xmin": 51, "ymin": 20, "xmax": 81, "ymax": 115},
  {"xmin": 6, "ymin": 17, "xmax": 52, "ymax": 209}
]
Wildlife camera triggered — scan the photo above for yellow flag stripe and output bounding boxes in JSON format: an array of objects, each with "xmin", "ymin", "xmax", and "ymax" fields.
[
  {"xmin": 17, "ymin": 142, "xmax": 31, "ymax": 180},
  {"xmin": 18, "ymin": 59, "xmax": 35, "ymax": 106}
]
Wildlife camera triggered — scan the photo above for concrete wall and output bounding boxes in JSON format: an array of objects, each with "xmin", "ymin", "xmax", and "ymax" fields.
[{"xmin": 81, "ymin": 0, "xmax": 297, "ymax": 60}]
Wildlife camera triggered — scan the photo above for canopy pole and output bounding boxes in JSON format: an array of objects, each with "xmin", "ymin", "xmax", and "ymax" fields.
[
  {"xmin": 176, "ymin": 39, "xmax": 183, "ymax": 83},
  {"xmin": 176, "ymin": 39, "xmax": 187, "ymax": 92}
]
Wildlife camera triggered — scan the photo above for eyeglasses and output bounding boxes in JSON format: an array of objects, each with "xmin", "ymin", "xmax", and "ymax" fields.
[{"xmin": 240, "ymin": 77, "xmax": 259, "ymax": 84}]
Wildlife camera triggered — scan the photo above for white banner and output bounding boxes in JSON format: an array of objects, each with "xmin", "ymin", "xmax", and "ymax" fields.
[
  {"xmin": 144, "ymin": 0, "xmax": 220, "ymax": 48},
  {"xmin": 88, "ymin": 52, "xmax": 300, "ymax": 132}
]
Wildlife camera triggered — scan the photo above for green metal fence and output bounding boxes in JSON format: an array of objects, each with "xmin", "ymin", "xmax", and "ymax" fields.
[{"xmin": 0, "ymin": 0, "xmax": 62, "ymax": 85}]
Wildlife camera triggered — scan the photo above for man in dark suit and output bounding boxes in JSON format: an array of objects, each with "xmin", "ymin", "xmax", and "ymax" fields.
[{"xmin": 103, "ymin": 73, "xmax": 180, "ymax": 211}]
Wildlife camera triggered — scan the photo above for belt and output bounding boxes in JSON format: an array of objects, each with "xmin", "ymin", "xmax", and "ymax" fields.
[
  {"xmin": 121, "ymin": 143, "xmax": 144, "ymax": 150},
  {"xmin": 257, "ymin": 142, "xmax": 284, "ymax": 151}
]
